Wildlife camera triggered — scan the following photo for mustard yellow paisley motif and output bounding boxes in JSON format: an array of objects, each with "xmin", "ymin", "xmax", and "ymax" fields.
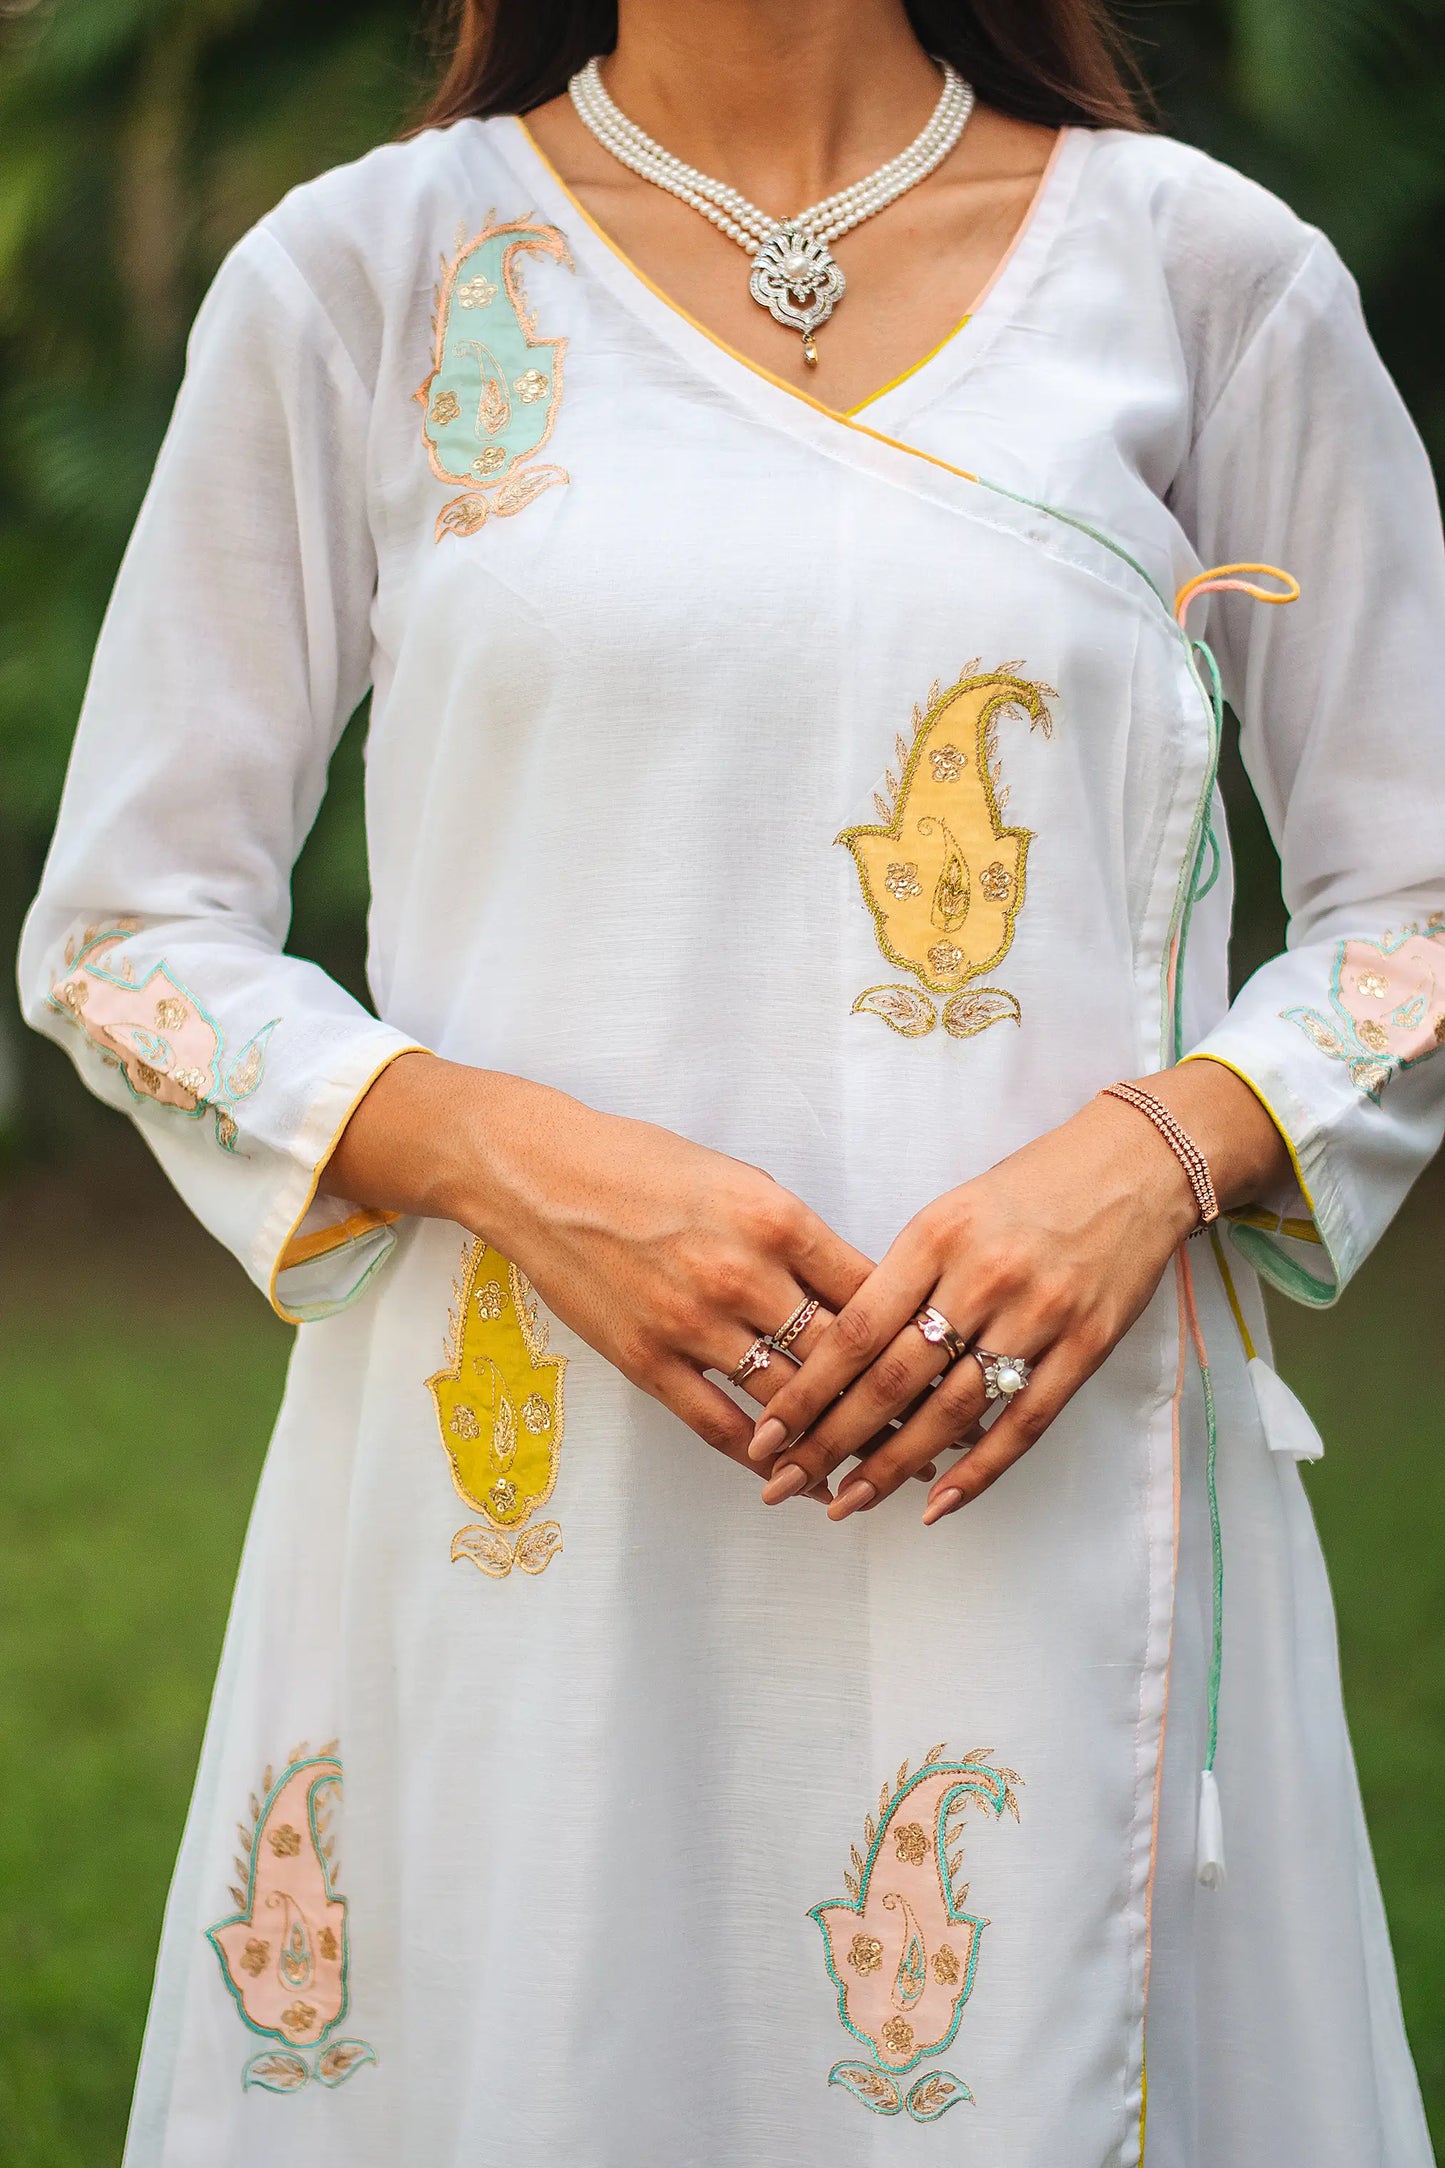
[
  {"xmin": 838, "ymin": 666, "xmax": 1056, "ymax": 1037},
  {"xmin": 427, "ymin": 1241, "xmax": 566, "ymax": 1576}
]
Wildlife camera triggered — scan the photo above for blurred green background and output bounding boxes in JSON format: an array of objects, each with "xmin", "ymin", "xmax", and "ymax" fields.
[{"xmin": 0, "ymin": 0, "xmax": 1442, "ymax": 2161}]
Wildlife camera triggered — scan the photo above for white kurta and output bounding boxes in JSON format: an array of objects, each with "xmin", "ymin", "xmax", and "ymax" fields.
[{"xmin": 18, "ymin": 114, "xmax": 1444, "ymax": 2166}]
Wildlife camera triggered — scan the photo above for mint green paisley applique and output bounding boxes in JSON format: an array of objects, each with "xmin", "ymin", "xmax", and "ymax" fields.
[{"xmin": 416, "ymin": 217, "xmax": 572, "ymax": 541}]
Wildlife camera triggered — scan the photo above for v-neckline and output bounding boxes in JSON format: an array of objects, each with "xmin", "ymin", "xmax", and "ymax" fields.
[{"xmin": 492, "ymin": 113, "xmax": 1087, "ymax": 437}]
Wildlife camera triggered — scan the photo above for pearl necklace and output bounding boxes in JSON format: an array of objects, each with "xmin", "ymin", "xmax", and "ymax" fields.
[{"xmin": 568, "ymin": 56, "xmax": 975, "ymax": 367}]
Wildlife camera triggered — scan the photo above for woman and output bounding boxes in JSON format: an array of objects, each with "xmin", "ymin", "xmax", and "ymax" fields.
[{"xmin": 19, "ymin": 0, "xmax": 1442, "ymax": 2159}]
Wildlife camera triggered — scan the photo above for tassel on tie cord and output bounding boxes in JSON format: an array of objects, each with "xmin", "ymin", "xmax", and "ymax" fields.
[
  {"xmin": 1178, "ymin": 1242, "xmax": 1225, "ymax": 1889},
  {"xmin": 1196, "ymin": 1769, "xmax": 1226, "ymax": 1888}
]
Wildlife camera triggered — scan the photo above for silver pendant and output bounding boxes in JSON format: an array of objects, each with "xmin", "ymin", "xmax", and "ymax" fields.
[{"xmin": 748, "ymin": 224, "xmax": 846, "ymax": 340}]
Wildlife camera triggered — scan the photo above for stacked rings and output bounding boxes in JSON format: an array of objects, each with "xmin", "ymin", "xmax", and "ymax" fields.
[
  {"xmin": 727, "ymin": 1339, "xmax": 773, "ymax": 1386},
  {"xmin": 767, "ymin": 1297, "xmax": 819, "ymax": 1354}
]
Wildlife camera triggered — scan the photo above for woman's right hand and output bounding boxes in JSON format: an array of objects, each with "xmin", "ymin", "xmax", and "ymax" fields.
[{"xmin": 321, "ymin": 1053, "xmax": 874, "ymax": 1478}]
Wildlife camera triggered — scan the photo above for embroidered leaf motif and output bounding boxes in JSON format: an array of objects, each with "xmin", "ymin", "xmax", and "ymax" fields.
[
  {"xmin": 872, "ymin": 791, "xmax": 893, "ymax": 822},
  {"xmin": 828, "ymin": 2062, "xmax": 903, "ymax": 2115},
  {"xmin": 895, "ymin": 732, "xmax": 911, "ymax": 770},
  {"xmin": 923, "ymin": 1742, "xmax": 947, "ymax": 1766},
  {"xmin": 242, "ymin": 2049, "xmax": 310, "ymax": 2092},
  {"xmin": 960, "ymin": 1747, "xmax": 995, "ymax": 1765},
  {"xmin": 1285, "ymin": 1008, "xmax": 1349, "ymax": 1061},
  {"xmin": 1350, "ymin": 1057, "xmax": 1393, "ymax": 1097},
  {"xmin": 491, "ymin": 1392, "xmax": 518, "ymax": 1472},
  {"xmin": 317, "ymin": 2040, "xmax": 378, "ymax": 2087},
  {"xmin": 843, "ymin": 1872, "xmax": 860, "ymax": 1899},
  {"xmin": 228, "ymin": 1884, "xmax": 246, "ymax": 1908},
  {"xmin": 906, "ymin": 2070, "xmax": 972, "ymax": 2121},
  {"xmin": 451, "ymin": 1524, "xmax": 515, "ymax": 1576},
  {"xmin": 931, "ymin": 843, "xmax": 970, "ymax": 933},
  {"xmin": 514, "ymin": 1520, "xmax": 564, "ymax": 1575},
  {"xmin": 885, "ymin": 767, "xmax": 900, "ymax": 798},
  {"xmin": 942, "ymin": 987, "xmax": 1020, "ymax": 1039},
  {"xmin": 852, "ymin": 986, "xmax": 937, "ymax": 1038}
]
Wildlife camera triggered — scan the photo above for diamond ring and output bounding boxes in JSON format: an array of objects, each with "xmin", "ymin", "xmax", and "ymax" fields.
[
  {"xmin": 971, "ymin": 1349, "xmax": 1031, "ymax": 1401},
  {"xmin": 767, "ymin": 1297, "xmax": 819, "ymax": 1354},
  {"xmin": 913, "ymin": 1306, "xmax": 970, "ymax": 1363},
  {"xmin": 727, "ymin": 1337, "xmax": 773, "ymax": 1387}
]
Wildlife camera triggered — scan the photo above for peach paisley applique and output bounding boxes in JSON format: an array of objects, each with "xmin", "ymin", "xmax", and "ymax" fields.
[
  {"xmin": 1283, "ymin": 920, "xmax": 1445, "ymax": 1100},
  {"xmin": 427, "ymin": 1239, "xmax": 566, "ymax": 1577},
  {"xmin": 809, "ymin": 1744, "xmax": 1022, "ymax": 2122},
  {"xmin": 206, "ymin": 1745, "xmax": 376, "ymax": 2092},
  {"xmin": 838, "ymin": 666, "xmax": 1056, "ymax": 1041},
  {"xmin": 415, "ymin": 215, "xmax": 572, "ymax": 542},
  {"xmin": 48, "ymin": 926, "xmax": 274, "ymax": 1152}
]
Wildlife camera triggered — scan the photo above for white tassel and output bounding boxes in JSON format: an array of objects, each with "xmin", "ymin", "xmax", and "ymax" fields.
[
  {"xmin": 1196, "ymin": 1768, "xmax": 1226, "ymax": 1888},
  {"xmin": 1247, "ymin": 1356, "xmax": 1324, "ymax": 1462}
]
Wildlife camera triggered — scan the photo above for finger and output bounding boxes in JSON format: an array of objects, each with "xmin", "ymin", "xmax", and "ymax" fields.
[
  {"xmin": 750, "ymin": 1246, "xmax": 941, "ymax": 1466},
  {"xmin": 760, "ymin": 1325, "xmax": 949, "ymax": 1501},
  {"xmin": 783, "ymin": 1205, "xmax": 876, "ymax": 1315},
  {"xmin": 652, "ymin": 1362, "xmax": 832, "ymax": 1503},
  {"xmin": 826, "ymin": 1348, "xmax": 992, "ymax": 1518},
  {"xmin": 922, "ymin": 1340, "xmax": 1096, "ymax": 1524}
]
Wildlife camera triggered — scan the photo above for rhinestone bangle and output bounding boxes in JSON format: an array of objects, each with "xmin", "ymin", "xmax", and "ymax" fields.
[{"xmin": 1101, "ymin": 1081, "xmax": 1220, "ymax": 1233}]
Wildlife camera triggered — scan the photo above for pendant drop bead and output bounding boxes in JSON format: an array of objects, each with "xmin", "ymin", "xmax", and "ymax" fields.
[{"xmin": 568, "ymin": 56, "xmax": 976, "ymax": 363}]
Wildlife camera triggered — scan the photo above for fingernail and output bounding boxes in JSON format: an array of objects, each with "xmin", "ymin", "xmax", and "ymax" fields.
[
  {"xmin": 762, "ymin": 1463, "xmax": 809, "ymax": 1504},
  {"xmin": 922, "ymin": 1488, "xmax": 963, "ymax": 1527},
  {"xmin": 829, "ymin": 1478, "xmax": 876, "ymax": 1520},
  {"xmin": 749, "ymin": 1416, "xmax": 787, "ymax": 1463}
]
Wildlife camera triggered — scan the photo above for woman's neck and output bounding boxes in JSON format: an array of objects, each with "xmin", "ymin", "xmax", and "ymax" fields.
[{"xmin": 605, "ymin": 0, "xmax": 941, "ymax": 208}]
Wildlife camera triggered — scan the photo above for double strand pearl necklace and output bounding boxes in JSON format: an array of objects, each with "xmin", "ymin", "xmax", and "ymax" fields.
[{"xmin": 568, "ymin": 56, "xmax": 975, "ymax": 367}]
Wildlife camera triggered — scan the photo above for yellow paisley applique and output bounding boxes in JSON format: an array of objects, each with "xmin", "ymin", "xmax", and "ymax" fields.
[
  {"xmin": 415, "ymin": 215, "xmax": 573, "ymax": 543},
  {"xmin": 838, "ymin": 664, "xmax": 1056, "ymax": 1039},
  {"xmin": 427, "ymin": 1241, "xmax": 566, "ymax": 1577}
]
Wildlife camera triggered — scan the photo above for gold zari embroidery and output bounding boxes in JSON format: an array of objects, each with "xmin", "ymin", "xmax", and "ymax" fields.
[
  {"xmin": 838, "ymin": 666, "xmax": 1056, "ymax": 1040},
  {"xmin": 427, "ymin": 1239, "xmax": 568, "ymax": 1578}
]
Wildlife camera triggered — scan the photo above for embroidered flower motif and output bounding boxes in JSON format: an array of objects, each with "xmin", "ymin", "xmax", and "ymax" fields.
[
  {"xmin": 838, "ymin": 669, "xmax": 1055, "ymax": 1035},
  {"xmin": 208, "ymin": 1749, "xmax": 373, "ymax": 2094},
  {"xmin": 894, "ymin": 1821, "xmax": 928, "ymax": 1865},
  {"xmin": 809, "ymin": 1744, "xmax": 1022, "ymax": 2104},
  {"xmin": 475, "ymin": 1281, "xmax": 505, "ymax": 1320},
  {"xmin": 1284, "ymin": 925, "xmax": 1445, "ymax": 1100},
  {"xmin": 418, "ymin": 220, "xmax": 571, "ymax": 543},
  {"xmin": 48, "ymin": 928, "xmax": 274, "ymax": 1153},
  {"xmin": 430, "ymin": 1242, "xmax": 567, "ymax": 1575}
]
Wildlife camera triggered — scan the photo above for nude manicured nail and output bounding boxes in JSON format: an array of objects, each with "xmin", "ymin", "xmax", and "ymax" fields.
[
  {"xmin": 830, "ymin": 1478, "xmax": 876, "ymax": 1519},
  {"xmin": 922, "ymin": 1488, "xmax": 963, "ymax": 1527},
  {"xmin": 762, "ymin": 1463, "xmax": 809, "ymax": 1503},
  {"xmin": 749, "ymin": 1416, "xmax": 788, "ymax": 1463}
]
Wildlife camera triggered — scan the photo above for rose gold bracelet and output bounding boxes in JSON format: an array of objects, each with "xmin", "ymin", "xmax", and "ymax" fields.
[{"xmin": 1101, "ymin": 1081, "xmax": 1220, "ymax": 1233}]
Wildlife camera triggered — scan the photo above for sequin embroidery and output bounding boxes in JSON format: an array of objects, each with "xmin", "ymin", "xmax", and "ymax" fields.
[
  {"xmin": 1283, "ymin": 921, "xmax": 1445, "ymax": 1100},
  {"xmin": 47, "ymin": 926, "xmax": 275, "ymax": 1153},
  {"xmin": 206, "ymin": 1745, "xmax": 375, "ymax": 2093},
  {"xmin": 809, "ymin": 1743, "xmax": 1022, "ymax": 2120},
  {"xmin": 416, "ymin": 217, "xmax": 572, "ymax": 542},
  {"xmin": 838, "ymin": 667, "xmax": 1056, "ymax": 1040},
  {"xmin": 427, "ymin": 1239, "xmax": 567, "ymax": 1578}
]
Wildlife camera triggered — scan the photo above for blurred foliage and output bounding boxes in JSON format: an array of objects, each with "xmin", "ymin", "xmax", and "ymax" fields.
[{"xmin": 3, "ymin": 0, "xmax": 1445, "ymax": 1150}]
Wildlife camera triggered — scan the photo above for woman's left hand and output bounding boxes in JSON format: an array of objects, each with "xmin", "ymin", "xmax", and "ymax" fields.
[{"xmin": 746, "ymin": 1062, "xmax": 1289, "ymax": 1525}]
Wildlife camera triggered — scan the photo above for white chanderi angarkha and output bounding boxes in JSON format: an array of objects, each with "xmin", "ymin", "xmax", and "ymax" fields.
[{"xmin": 18, "ymin": 114, "xmax": 1444, "ymax": 2166}]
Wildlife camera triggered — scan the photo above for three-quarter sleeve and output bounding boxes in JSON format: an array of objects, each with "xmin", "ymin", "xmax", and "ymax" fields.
[
  {"xmin": 1172, "ymin": 233, "xmax": 1445, "ymax": 1302},
  {"xmin": 16, "ymin": 225, "xmax": 423, "ymax": 1322}
]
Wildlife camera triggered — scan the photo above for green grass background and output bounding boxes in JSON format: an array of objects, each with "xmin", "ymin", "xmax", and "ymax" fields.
[{"xmin": 0, "ymin": 1152, "xmax": 1441, "ymax": 2165}]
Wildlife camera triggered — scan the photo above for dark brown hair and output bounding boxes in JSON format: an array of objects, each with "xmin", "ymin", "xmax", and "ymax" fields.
[{"xmin": 417, "ymin": 2, "xmax": 1149, "ymax": 135}]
